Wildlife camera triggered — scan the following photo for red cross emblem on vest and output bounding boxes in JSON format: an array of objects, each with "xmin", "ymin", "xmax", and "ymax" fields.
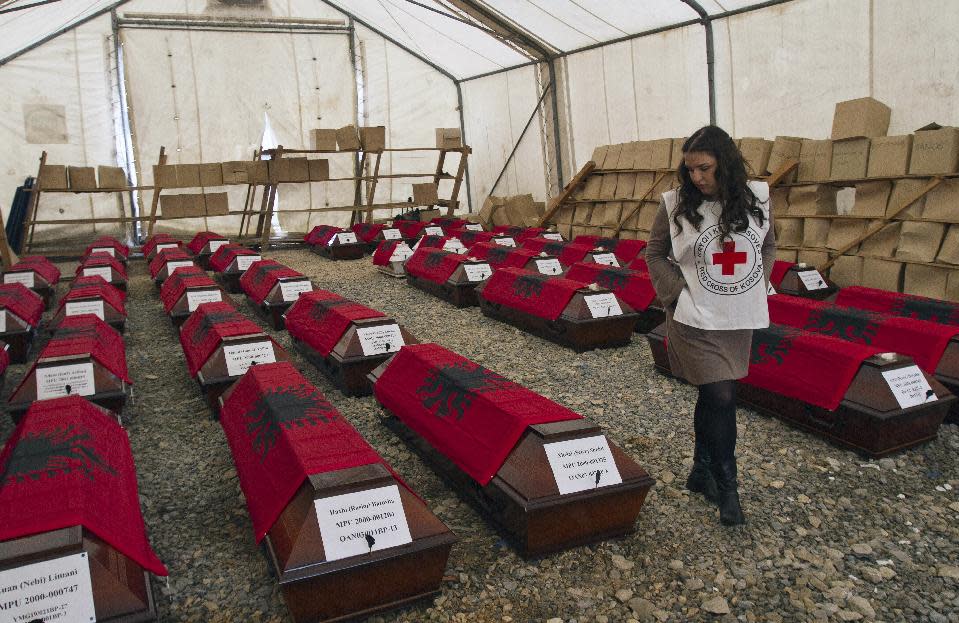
[{"xmin": 712, "ymin": 241, "xmax": 747, "ymax": 275}]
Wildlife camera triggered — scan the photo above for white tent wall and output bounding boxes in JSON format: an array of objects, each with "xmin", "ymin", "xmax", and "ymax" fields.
[
  {"xmin": 0, "ymin": 13, "xmax": 124, "ymax": 242},
  {"xmin": 354, "ymin": 25, "xmax": 464, "ymax": 218},
  {"xmin": 460, "ymin": 63, "xmax": 550, "ymax": 210}
]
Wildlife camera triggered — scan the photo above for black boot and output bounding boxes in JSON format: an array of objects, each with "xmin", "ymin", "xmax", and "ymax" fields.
[
  {"xmin": 711, "ymin": 459, "xmax": 746, "ymax": 526},
  {"xmin": 685, "ymin": 440, "xmax": 720, "ymax": 504}
]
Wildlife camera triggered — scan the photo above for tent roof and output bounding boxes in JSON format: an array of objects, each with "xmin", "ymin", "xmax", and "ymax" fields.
[{"xmin": 0, "ymin": 0, "xmax": 786, "ymax": 79}]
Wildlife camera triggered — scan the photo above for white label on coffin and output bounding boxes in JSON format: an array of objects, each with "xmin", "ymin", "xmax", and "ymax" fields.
[
  {"xmin": 92, "ymin": 246, "xmax": 115, "ymax": 256},
  {"xmin": 584, "ymin": 293, "xmax": 623, "ymax": 318},
  {"xmin": 535, "ymin": 258, "xmax": 563, "ymax": 275},
  {"xmin": 464, "ymin": 223, "xmax": 483, "ymax": 231},
  {"xmin": 542, "ymin": 233, "xmax": 563, "ymax": 241},
  {"xmin": 235, "ymin": 255, "xmax": 261, "ymax": 271},
  {"xmin": 798, "ymin": 270, "xmax": 828, "ymax": 290},
  {"xmin": 544, "ymin": 435, "xmax": 623, "ymax": 495},
  {"xmin": 223, "ymin": 341, "xmax": 276, "ymax": 377},
  {"xmin": 882, "ymin": 365, "xmax": 937, "ymax": 409},
  {"xmin": 156, "ymin": 243, "xmax": 178, "ymax": 253},
  {"xmin": 186, "ymin": 289, "xmax": 222, "ymax": 311},
  {"xmin": 357, "ymin": 324, "xmax": 405, "ymax": 356},
  {"xmin": 767, "ymin": 284, "xmax": 777, "ymax": 295},
  {"xmin": 166, "ymin": 261, "xmax": 194, "ymax": 274},
  {"xmin": 0, "ymin": 552, "xmax": 96, "ymax": 623},
  {"xmin": 382, "ymin": 228, "xmax": 402, "ymax": 240},
  {"xmin": 65, "ymin": 300, "xmax": 104, "ymax": 321},
  {"xmin": 82, "ymin": 266, "xmax": 113, "ymax": 281},
  {"xmin": 37, "ymin": 362, "xmax": 96, "ymax": 399},
  {"xmin": 592, "ymin": 253, "xmax": 620, "ymax": 267},
  {"xmin": 314, "ymin": 485, "xmax": 413, "ymax": 562},
  {"xmin": 0, "ymin": 312, "xmax": 6, "ymax": 333},
  {"xmin": 424, "ymin": 226, "xmax": 444, "ymax": 236},
  {"xmin": 280, "ymin": 280, "xmax": 313, "ymax": 302},
  {"xmin": 493, "ymin": 237, "xmax": 516, "ymax": 247},
  {"xmin": 336, "ymin": 232, "xmax": 358, "ymax": 245},
  {"xmin": 208, "ymin": 239, "xmax": 228, "ymax": 253},
  {"xmin": 443, "ymin": 239, "xmax": 466, "ymax": 253},
  {"xmin": 4, "ymin": 272, "xmax": 34, "ymax": 287},
  {"xmin": 389, "ymin": 244, "xmax": 414, "ymax": 262},
  {"xmin": 464, "ymin": 263, "xmax": 492, "ymax": 282}
]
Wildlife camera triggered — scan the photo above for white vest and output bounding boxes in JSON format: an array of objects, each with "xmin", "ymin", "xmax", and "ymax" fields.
[{"xmin": 664, "ymin": 181, "xmax": 771, "ymax": 330}]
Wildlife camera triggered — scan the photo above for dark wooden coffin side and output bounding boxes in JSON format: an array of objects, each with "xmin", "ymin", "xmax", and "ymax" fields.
[
  {"xmin": 777, "ymin": 266, "xmax": 839, "ymax": 300},
  {"xmin": 196, "ymin": 334, "xmax": 290, "ymax": 416},
  {"xmin": 406, "ymin": 262, "xmax": 490, "ymax": 308},
  {"xmin": 253, "ymin": 277, "xmax": 314, "ymax": 330},
  {"xmin": 311, "ymin": 241, "xmax": 367, "ymax": 261},
  {"xmin": 0, "ymin": 308, "xmax": 36, "ymax": 363},
  {"xmin": 167, "ymin": 286, "xmax": 232, "ymax": 327}
]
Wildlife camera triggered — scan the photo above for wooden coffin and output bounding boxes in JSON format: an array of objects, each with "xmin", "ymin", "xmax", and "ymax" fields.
[
  {"xmin": 49, "ymin": 295, "xmax": 126, "ymax": 334},
  {"xmin": 251, "ymin": 276, "xmax": 314, "ymax": 330},
  {"xmin": 87, "ymin": 243, "xmax": 130, "ymax": 264},
  {"xmin": 195, "ymin": 239, "xmax": 230, "ymax": 270},
  {"xmin": 0, "ymin": 526, "xmax": 157, "ymax": 623},
  {"xmin": 406, "ymin": 260, "xmax": 492, "ymax": 308},
  {"xmin": 476, "ymin": 282, "xmax": 639, "ymax": 352},
  {"xmin": 7, "ymin": 352, "xmax": 131, "ymax": 421},
  {"xmin": 370, "ymin": 362, "xmax": 654, "ymax": 557},
  {"xmin": 166, "ymin": 285, "xmax": 231, "ymax": 327},
  {"xmin": 646, "ymin": 324, "xmax": 954, "ymax": 457},
  {"xmin": 775, "ymin": 263, "xmax": 838, "ymax": 300},
  {"xmin": 77, "ymin": 262, "xmax": 127, "ymax": 293},
  {"xmin": 261, "ymin": 464, "xmax": 455, "ymax": 623},
  {"xmin": 293, "ymin": 316, "xmax": 418, "ymax": 397},
  {"xmin": 152, "ymin": 258, "xmax": 198, "ymax": 286},
  {"xmin": 145, "ymin": 240, "xmax": 183, "ymax": 261},
  {"xmin": 194, "ymin": 334, "xmax": 290, "ymax": 415},
  {"xmin": 373, "ymin": 241, "xmax": 414, "ymax": 278},
  {"xmin": 2, "ymin": 269, "xmax": 55, "ymax": 310},
  {"xmin": 366, "ymin": 227, "xmax": 404, "ymax": 253},
  {"xmin": 311, "ymin": 231, "xmax": 366, "ymax": 261},
  {"xmin": 0, "ymin": 308, "xmax": 37, "ymax": 363},
  {"xmin": 215, "ymin": 255, "xmax": 262, "ymax": 294}
]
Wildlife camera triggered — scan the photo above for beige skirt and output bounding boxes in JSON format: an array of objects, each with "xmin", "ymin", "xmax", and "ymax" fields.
[{"xmin": 665, "ymin": 311, "xmax": 753, "ymax": 386}]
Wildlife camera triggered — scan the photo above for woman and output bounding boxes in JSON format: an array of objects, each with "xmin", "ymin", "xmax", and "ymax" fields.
[{"xmin": 646, "ymin": 125, "xmax": 776, "ymax": 526}]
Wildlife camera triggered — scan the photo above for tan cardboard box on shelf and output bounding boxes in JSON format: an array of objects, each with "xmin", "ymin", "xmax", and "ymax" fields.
[
  {"xmin": 787, "ymin": 184, "xmax": 836, "ymax": 216},
  {"xmin": 828, "ymin": 255, "xmax": 864, "ymax": 287},
  {"xmin": 775, "ymin": 248, "xmax": 798, "ymax": 263},
  {"xmin": 435, "ymin": 128, "xmax": 462, "ymax": 149},
  {"xmin": 947, "ymin": 272, "xmax": 959, "ymax": 302},
  {"xmin": 738, "ymin": 138, "xmax": 773, "ymax": 176},
  {"xmin": 220, "ymin": 161, "xmax": 249, "ymax": 185},
  {"xmin": 39, "ymin": 165, "xmax": 68, "ymax": 190},
  {"xmin": 922, "ymin": 179, "xmax": 959, "ymax": 222},
  {"xmin": 154, "ymin": 164, "xmax": 179, "ymax": 187},
  {"xmin": 359, "ymin": 126, "xmax": 386, "ymax": 152},
  {"xmin": 590, "ymin": 145, "xmax": 609, "ymax": 168},
  {"xmin": 831, "ymin": 138, "xmax": 870, "ymax": 180},
  {"xmin": 204, "ymin": 192, "xmax": 229, "ymax": 216},
  {"xmin": 798, "ymin": 249, "xmax": 829, "ymax": 268},
  {"xmin": 802, "ymin": 217, "xmax": 831, "ymax": 248},
  {"xmin": 903, "ymin": 263, "xmax": 949, "ymax": 299},
  {"xmin": 766, "ymin": 136, "xmax": 802, "ymax": 181},
  {"xmin": 336, "ymin": 125, "xmax": 362, "ymax": 151},
  {"xmin": 826, "ymin": 219, "xmax": 867, "ymax": 252},
  {"xmin": 637, "ymin": 202, "xmax": 659, "ymax": 231},
  {"xmin": 412, "ymin": 182, "xmax": 439, "ymax": 205},
  {"xmin": 199, "ymin": 163, "xmax": 223, "ymax": 187},
  {"xmin": 67, "ymin": 166, "xmax": 96, "ymax": 190},
  {"xmin": 175, "ymin": 164, "xmax": 201, "ymax": 188},
  {"xmin": 909, "ymin": 126, "xmax": 959, "ymax": 175},
  {"xmin": 896, "ymin": 221, "xmax": 945, "ymax": 263},
  {"xmin": 797, "ymin": 139, "xmax": 833, "ymax": 182},
  {"xmin": 161, "ymin": 193, "xmax": 207, "ymax": 218},
  {"xmin": 774, "ymin": 218, "xmax": 802, "ymax": 247},
  {"xmin": 887, "ymin": 179, "xmax": 928, "ymax": 218},
  {"xmin": 311, "ymin": 129, "xmax": 338, "ymax": 151},
  {"xmin": 860, "ymin": 221, "xmax": 900, "ymax": 257},
  {"xmin": 504, "ymin": 194, "xmax": 540, "ymax": 227},
  {"xmin": 270, "ymin": 158, "xmax": 310, "ymax": 183},
  {"xmin": 478, "ymin": 196, "xmax": 504, "ymax": 227},
  {"xmin": 97, "ymin": 166, "xmax": 127, "ymax": 189},
  {"xmin": 670, "ymin": 138, "xmax": 687, "ymax": 169},
  {"xmin": 936, "ymin": 225, "xmax": 959, "ymax": 265},
  {"xmin": 850, "ymin": 181, "xmax": 891, "ymax": 217},
  {"xmin": 867, "ymin": 135, "xmax": 912, "ymax": 177},
  {"xmin": 861, "ymin": 258, "xmax": 903, "ymax": 291},
  {"xmin": 649, "ymin": 139, "xmax": 673, "ymax": 169},
  {"xmin": 770, "ymin": 187, "xmax": 789, "ymax": 216},
  {"xmin": 308, "ymin": 159, "xmax": 330, "ymax": 182},
  {"xmin": 831, "ymin": 97, "xmax": 891, "ymax": 140}
]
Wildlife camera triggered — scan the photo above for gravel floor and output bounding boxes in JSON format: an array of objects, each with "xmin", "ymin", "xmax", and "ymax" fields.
[{"xmin": 2, "ymin": 248, "xmax": 958, "ymax": 623}]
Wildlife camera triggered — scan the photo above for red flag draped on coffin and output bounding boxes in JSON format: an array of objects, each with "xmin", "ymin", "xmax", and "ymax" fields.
[
  {"xmin": 77, "ymin": 253, "xmax": 128, "ymax": 279},
  {"xmin": 179, "ymin": 302, "xmax": 265, "ymax": 376},
  {"xmin": 351, "ymin": 222, "xmax": 387, "ymax": 243},
  {"xmin": 768, "ymin": 295, "xmax": 959, "ymax": 372},
  {"xmin": 59, "ymin": 283, "xmax": 127, "ymax": 318},
  {"xmin": 572, "ymin": 236, "xmax": 647, "ymax": 263},
  {"xmin": 492, "ymin": 225, "xmax": 545, "ymax": 241},
  {"xmin": 149, "ymin": 248, "xmax": 195, "ymax": 279},
  {"xmin": 372, "ymin": 240, "xmax": 406, "ymax": 266},
  {"xmin": 405, "ymin": 248, "xmax": 471, "ymax": 284},
  {"xmin": 70, "ymin": 275, "xmax": 127, "ymax": 302},
  {"xmin": 209, "ymin": 245, "xmax": 257, "ymax": 273},
  {"xmin": 86, "ymin": 236, "xmax": 130, "ymax": 259},
  {"xmin": 468, "ymin": 243, "xmax": 537, "ymax": 269},
  {"xmin": 285, "ymin": 291, "xmax": 385, "ymax": 356},
  {"xmin": 0, "ymin": 396, "xmax": 167, "ymax": 574},
  {"xmin": 239, "ymin": 260, "xmax": 304, "ymax": 305},
  {"xmin": 565, "ymin": 263, "xmax": 656, "ymax": 312},
  {"xmin": 395, "ymin": 221, "xmax": 427, "ymax": 239},
  {"xmin": 433, "ymin": 217, "xmax": 469, "ymax": 230},
  {"xmin": 187, "ymin": 231, "xmax": 225, "ymax": 254},
  {"xmin": 835, "ymin": 286, "xmax": 959, "ymax": 326},
  {"xmin": 0, "ymin": 283, "xmax": 44, "ymax": 327},
  {"xmin": 480, "ymin": 268, "xmax": 581, "ymax": 321},
  {"xmin": 13, "ymin": 256, "xmax": 61, "ymax": 284},
  {"xmin": 770, "ymin": 260, "xmax": 794, "ymax": 289},
  {"xmin": 451, "ymin": 229, "xmax": 495, "ymax": 247},
  {"xmin": 373, "ymin": 343, "xmax": 582, "ymax": 484},
  {"xmin": 521, "ymin": 239, "xmax": 592, "ymax": 266},
  {"xmin": 142, "ymin": 234, "xmax": 178, "ymax": 258},
  {"xmin": 159, "ymin": 270, "xmax": 217, "ymax": 312},
  {"xmin": 219, "ymin": 362, "xmax": 399, "ymax": 541},
  {"xmin": 304, "ymin": 225, "xmax": 340, "ymax": 246}
]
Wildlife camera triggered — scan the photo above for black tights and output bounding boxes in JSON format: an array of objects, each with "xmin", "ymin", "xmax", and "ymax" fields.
[{"xmin": 694, "ymin": 380, "xmax": 738, "ymax": 463}]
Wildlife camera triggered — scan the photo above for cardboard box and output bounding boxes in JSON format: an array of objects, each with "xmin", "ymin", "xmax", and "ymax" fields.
[
  {"xmin": 637, "ymin": 202, "xmax": 658, "ymax": 231},
  {"xmin": 419, "ymin": 208, "xmax": 441, "ymax": 222},
  {"xmin": 602, "ymin": 145, "xmax": 624, "ymax": 170},
  {"xmin": 175, "ymin": 164, "xmax": 201, "ymax": 188},
  {"xmin": 203, "ymin": 192, "xmax": 229, "ymax": 216},
  {"xmin": 250, "ymin": 161, "xmax": 270, "ymax": 185},
  {"xmin": 39, "ymin": 165, "xmax": 68, "ymax": 190},
  {"xmin": 831, "ymin": 97, "xmax": 891, "ymax": 140},
  {"xmin": 831, "ymin": 138, "xmax": 870, "ymax": 180},
  {"xmin": 632, "ymin": 172, "xmax": 654, "ymax": 200},
  {"xmin": 598, "ymin": 168, "xmax": 619, "ymax": 199},
  {"xmin": 947, "ymin": 271, "xmax": 959, "ymax": 302},
  {"xmin": 311, "ymin": 129, "xmax": 338, "ymax": 151},
  {"xmin": 336, "ymin": 125, "xmax": 361, "ymax": 151},
  {"xmin": 505, "ymin": 194, "xmax": 540, "ymax": 227},
  {"xmin": 896, "ymin": 221, "xmax": 945, "ymax": 263},
  {"xmin": 828, "ymin": 255, "xmax": 864, "ymax": 287},
  {"xmin": 826, "ymin": 219, "xmax": 867, "ymax": 252},
  {"xmin": 590, "ymin": 145, "xmax": 610, "ymax": 168},
  {"xmin": 588, "ymin": 202, "xmax": 621, "ymax": 228},
  {"xmin": 153, "ymin": 164, "xmax": 178, "ymax": 187},
  {"xmin": 67, "ymin": 166, "xmax": 96, "ymax": 190},
  {"xmin": 860, "ymin": 258, "xmax": 902, "ymax": 291},
  {"xmin": 923, "ymin": 179, "xmax": 959, "ymax": 222},
  {"xmin": 308, "ymin": 158, "xmax": 330, "ymax": 182},
  {"xmin": 860, "ymin": 221, "xmax": 900, "ymax": 257},
  {"xmin": 835, "ymin": 187, "xmax": 856, "ymax": 215},
  {"xmin": 97, "ymin": 166, "xmax": 126, "ymax": 189},
  {"xmin": 359, "ymin": 126, "xmax": 386, "ymax": 152},
  {"xmin": 787, "ymin": 185, "xmax": 836, "ymax": 216},
  {"xmin": 413, "ymin": 183, "xmax": 439, "ymax": 205},
  {"xmin": 436, "ymin": 128, "xmax": 462, "ymax": 149},
  {"xmin": 199, "ymin": 163, "xmax": 223, "ymax": 187},
  {"xmin": 670, "ymin": 138, "xmax": 686, "ymax": 169},
  {"xmin": 909, "ymin": 127, "xmax": 959, "ymax": 174},
  {"xmin": 936, "ymin": 225, "xmax": 959, "ymax": 265},
  {"xmin": 766, "ymin": 136, "xmax": 802, "ymax": 180},
  {"xmin": 738, "ymin": 138, "xmax": 773, "ymax": 175},
  {"xmin": 161, "ymin": 193, "xmax": 205, "ymax": 218},
  {"xmin": 797, "ymin": 139, "xmax": 832, "ymax": 182},
  {"xmin": 221, "ymin": 161, "xmax": 249, "ymax": 185},
  {"xmin": 867, "ymin": 135, "xmax": 912, "ymax": 177},
  {"xmin": 770, "ymin": 187, "xmax": 789, "ymax": 216},
  {"xmin": 571, "ymin": 225, "xmax": 596, "ymax": 239},
  {"xmin": 802, "ymin": 217, "xmax": 830, "ymax": 248},
  {"xmin": 479, "ymin": 195, "xmax": 505, "ymax": 227},
  {"xmin": 774, "ymin": 218, "xmax": 802, "ymax": 247},
  {"xmin": 270, "ymin": 158, "xmax": 310, "ymax": 183},
  {"xmin": 887, "ymin": 179, "xmax": 928, "ymax": 218},
  {"xmin": 851, "ymin": 181, "xmax": 891, "ymax": 217},
  {"xmin": 798, "ymin": 249, "xmax": 829, "ymax": 268},
  {"xmin": 903, "ymin": 263, "xmax": 948, "ymax": 299},
  {"xmin": 775, "ymin": 248, "xmax": 798, "ymax": 263},
  {"xmin": 649, "ymin": 139, "xmax": 673, "ymax": 169}
]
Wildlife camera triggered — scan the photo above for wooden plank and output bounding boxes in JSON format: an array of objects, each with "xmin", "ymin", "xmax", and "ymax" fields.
[
  {"xmin": 613, "ymin": 171, "xmax": 667, "ymax": 235},
  {"xmin": 447, "ymin": 146, "xmax": 470, "ymax": 217},
  {"xmin": 146, "ymin": 146, "xmax": 166, "ymax": 237},
  {"xmin": 22, "ymin": 151, "xmax": 46, "ymax": 254},
  {"xmin": 766, "ymin": 158, "xmax": 799, "ymax": 188},
  {"xmin": 362, "ymin": 151, "xmax": 383, "ymax": 224},
  {"xmin": 537, "ymin": 161, "xmax": 596, "ymax": 228}
]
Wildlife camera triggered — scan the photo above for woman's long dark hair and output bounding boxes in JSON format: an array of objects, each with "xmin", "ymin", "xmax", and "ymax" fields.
[{"xmin": 673, "ymin": 125, "xmax": 764, "ymax": 240}]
